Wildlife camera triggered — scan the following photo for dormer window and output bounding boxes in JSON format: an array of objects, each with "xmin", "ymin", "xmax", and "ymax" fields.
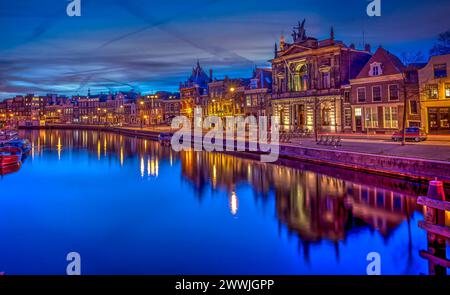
[{"xmin": 369, "ymin": 62, "xmax": 383, "ymax": 76}]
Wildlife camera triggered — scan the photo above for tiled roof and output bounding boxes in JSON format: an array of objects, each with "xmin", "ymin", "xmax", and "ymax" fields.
[{"xmin": 356, "ymin": 47, "xmax": 405, "ymax": 79}]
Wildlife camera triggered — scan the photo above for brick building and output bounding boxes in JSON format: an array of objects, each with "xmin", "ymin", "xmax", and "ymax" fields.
[
  {"xmin": 350, "ymin": 47, "xmax": 421, "ymax": 133},
  {"xmin": 418, "ymin": 54, "xmax": 450, "ymax": 134}
]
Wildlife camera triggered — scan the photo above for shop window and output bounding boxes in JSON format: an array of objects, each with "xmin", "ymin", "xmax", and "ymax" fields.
[
  {"xmin": 440, "ymin": 108, "xmax": 450, "ymax": 128},
  {"xmin": 384, "ymin": 107, "xmax": 398, "ymax": 129},
  {"xmin": 365, "ymin": 107, "xmax": 378, "ymax": 128}
]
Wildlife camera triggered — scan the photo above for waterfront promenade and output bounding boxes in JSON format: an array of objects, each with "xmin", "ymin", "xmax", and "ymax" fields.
[{"xmin": 118, "ymin": 126, "xmax": 450, "ymax": 162}]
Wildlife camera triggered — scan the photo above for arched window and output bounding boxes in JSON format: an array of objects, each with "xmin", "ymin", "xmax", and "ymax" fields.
[{"xmin": 293, "ymin": 65, "xmax": 308, "ymax": 91}]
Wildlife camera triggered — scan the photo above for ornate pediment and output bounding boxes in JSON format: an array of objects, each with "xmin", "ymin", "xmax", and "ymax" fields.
[{"xmin": 278, "ymin": 44, "xmax": 312, "ymax": 57}]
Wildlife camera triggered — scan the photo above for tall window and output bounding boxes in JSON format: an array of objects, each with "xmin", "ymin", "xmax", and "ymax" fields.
[
  {"xmin": 410, "ymin": 100, "xmax": 418, "ymax": 115},
  {"xmin": 372, "ymin": 86, "xmax": 382, "ymax": 102},
  {"xmin": 344, "ymin": 109, "xmax": 352, "ymax": 127},
  {"xmin": 389, "ymin": 85, "xmax": 399, "ymax": 101},
  {"xmin": 344, "ymin": 91, "xmax": 350, "ymax": 103},
  {"xmin": 440, "ymin": 108, "xmax": 450, "ymax": 128},
  {"xmin": 427, "ymin": 84, "xmax": 439, "ymax": 99},
  {"xmin": 322, "ymin": 107, "xmax": 331, "ymax": 126},
  {"xmin": 384, "ymin": 107, "xmax": 398, "ymax": 129},
  {"xmin": 445, "ymin": 83, "xmax": 450, "ymax": 98},
  {"xmin": 365, "ymin": 107, "xmax": 378, "ymax": 128},
  {"xmin": 322, "ymin": 72, "xmax": 330, "ymax": 89},
  {"xmin": 246, "ymin": 95, "xmax": 252, "ymax": 107},
  {"xmin": 357, "ymin": 87, "xmax": 366, "ymax": 102},
  {"xmin": 293, "ymin": 65, "xmax": 308, "ymax": 92},
  {"xmin": 434, "ymin": 64, "xmax": 447, "ymax": 78}
]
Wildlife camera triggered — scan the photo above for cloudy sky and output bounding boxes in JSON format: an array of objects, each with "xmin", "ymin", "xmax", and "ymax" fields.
[{"xmin": 0, "ymin": 0, "xmax": 449, "ymax": 99}]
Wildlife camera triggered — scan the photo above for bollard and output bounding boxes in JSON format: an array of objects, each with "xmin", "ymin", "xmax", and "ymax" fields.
[{"xmin": 426, "ymin": 178, "xmax": 446, "ymax": 225}]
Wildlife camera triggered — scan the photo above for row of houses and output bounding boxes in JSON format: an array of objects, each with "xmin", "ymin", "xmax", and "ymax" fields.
[
  {"xmin": 0, "ymin": 91, "xmax": 181, "ymax": 127},
  {"xmin": 179, "ymin": 21, "xmax": 450, "ymax": 135},
  {"xmin": 1, "ymin": 21, "xmax": 449, "ymax": 134}
]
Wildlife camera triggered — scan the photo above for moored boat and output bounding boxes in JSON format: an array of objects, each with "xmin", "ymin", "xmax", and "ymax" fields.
[
  {"xmin": 0, "ymin": 162, "xmax": 21, "ymax": 176},
  {"xmin": 3, "ymin": 139, "xmax": 31, "ymax": 154},
  {"xmin": 0, "ymin": 129, "xmax": 19, "ymax": 143},
  {"xmin": 0, "ymin": 146, "xmax": 22, "ymax": 167}
]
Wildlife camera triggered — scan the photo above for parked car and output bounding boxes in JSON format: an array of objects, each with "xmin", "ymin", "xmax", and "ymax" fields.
[{"xmin": 392, "ymin": 127, "xmax": 427, "ymax": 142}]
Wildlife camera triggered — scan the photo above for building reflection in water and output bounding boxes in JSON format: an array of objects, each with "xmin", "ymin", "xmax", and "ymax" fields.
[{"xmin": 19, "ymin": 129, "xmax": 448, "ymax": 272}]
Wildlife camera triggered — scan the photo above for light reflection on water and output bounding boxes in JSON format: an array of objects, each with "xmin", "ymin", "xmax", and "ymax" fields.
[{"xmin": 0, "ymin": 129, "xmax": 447, "ymax": 275}]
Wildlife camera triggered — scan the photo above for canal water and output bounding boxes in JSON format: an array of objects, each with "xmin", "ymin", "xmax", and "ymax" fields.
[{"xmin": 0, "ymin": 129, "xmax": 447, "ymax": 275}]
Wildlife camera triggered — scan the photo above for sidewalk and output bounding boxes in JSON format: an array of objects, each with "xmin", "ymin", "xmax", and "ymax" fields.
[
  {"xmin": 288, "ymin": 138, "xmax": 450, "ymax": 162},
  {"xmin": 123, "ymin": 126, "xmax": 450, "ymax": 162},
  {"xmin": 319, "ymin": 132, "xmax": 450, "ymax": 142}
]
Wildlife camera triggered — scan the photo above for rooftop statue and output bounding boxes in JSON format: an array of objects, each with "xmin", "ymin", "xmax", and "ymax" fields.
[{"xmin": 293, "ymin": 19, "xmax": 307, "ymax": 43}]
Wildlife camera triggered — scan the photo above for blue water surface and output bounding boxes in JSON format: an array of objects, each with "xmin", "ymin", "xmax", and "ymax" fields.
[{"xmin": 0, "ymin": 130, "xmax": 444, "ymax": 275}]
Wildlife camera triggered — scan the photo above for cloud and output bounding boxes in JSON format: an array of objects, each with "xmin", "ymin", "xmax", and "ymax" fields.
[{"xmin": 1, "ymin": 0, "xmax": 449, "ymax": 99}]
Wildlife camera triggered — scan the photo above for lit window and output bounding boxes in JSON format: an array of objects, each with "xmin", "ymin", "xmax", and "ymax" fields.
[
  {"xmin": 365, "ymin": 106, "xmax": 378, "ymax": 128},
  {"xmin": 445, "ymin": 83, "xmax": 450, "ymax": 98},
  {"xmin": 427, "ymin": 84, "xmax": 439, "ymax": 99},
  {"xmin": 384, "ymin": 107, "xmax": 398, "ymax": 129}
]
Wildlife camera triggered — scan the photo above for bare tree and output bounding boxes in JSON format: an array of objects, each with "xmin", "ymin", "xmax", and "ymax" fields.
[
  {"xmin": 430, "ymin": 30, "xmax": 450, "ymax": 56},
  {"xmin": 399, "ymin": 52, "xmax": 426, "ymax": 146}
]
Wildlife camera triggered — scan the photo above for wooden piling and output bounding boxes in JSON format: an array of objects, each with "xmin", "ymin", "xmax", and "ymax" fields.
[{"xmin": 418, "ymin": 179, "xmax": 449, "ymax": 276}]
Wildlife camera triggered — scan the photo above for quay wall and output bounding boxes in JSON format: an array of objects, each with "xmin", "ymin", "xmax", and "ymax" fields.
[{"xmin": 20, "ymin": 124, "xmax": 450, "ymax": 184}]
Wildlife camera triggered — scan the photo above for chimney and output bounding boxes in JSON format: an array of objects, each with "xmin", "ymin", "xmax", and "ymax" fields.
[
  {"xmin": 209, "ymin": 69, "xmax": 213, "ymax": 81},
  {"xmin": 364, "ymin": 43, "xmax": 371, "ymax": 52}
]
